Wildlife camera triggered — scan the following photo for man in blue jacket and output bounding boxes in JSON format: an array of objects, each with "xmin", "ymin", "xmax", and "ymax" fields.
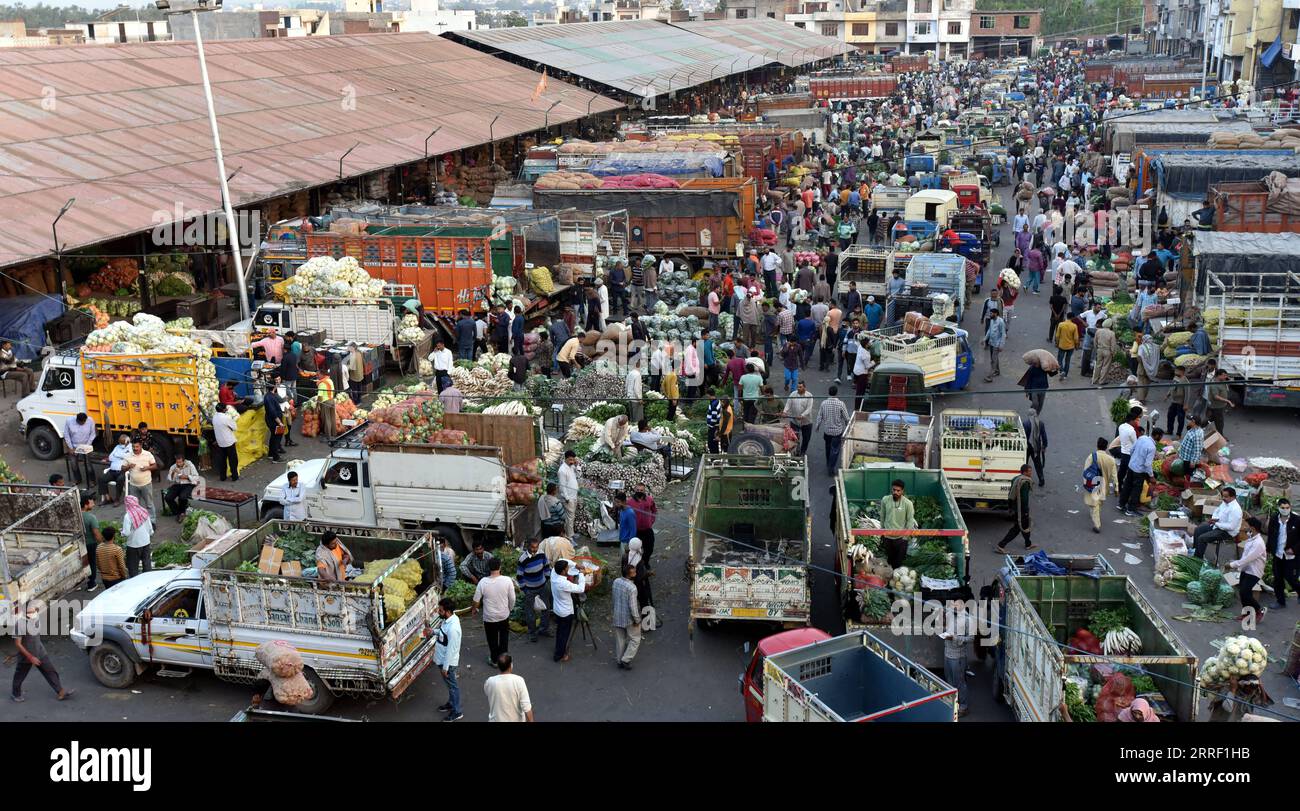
[
  {"xmin": 616, "ymin": 490, "xmax": 638, "ymax": 559},
  {"xmin": 454, "ymin": 309, "xmax": 477, "ymax": 361}
]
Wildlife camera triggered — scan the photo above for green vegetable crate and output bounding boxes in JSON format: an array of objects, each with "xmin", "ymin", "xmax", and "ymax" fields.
[{"xmin": 1004, "ymin": 574, "xmax": 1200, "ymax": 722}]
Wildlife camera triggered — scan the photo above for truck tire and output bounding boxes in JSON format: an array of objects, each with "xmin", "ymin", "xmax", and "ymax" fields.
[
  {"xmin": 89, "ymin": 642, "xmax": 137, "ymax": 689},
  {"xmin": 261, "ymin": 505, "xmax": 284, "ymax": 520},
  {"xmin": 290, "ymin": 668, "xmax": 335, "ymax": 715},
  {"xmin": 27, "ymin": 423, "xmax": 61, "ymax": 461},
  {"xmin": 729, "ymin": 431, "xmax": 775, "ymax": 456},
  {"xmin": 434, "ymin": 524, "xmax": 467, "ymax": 557}
]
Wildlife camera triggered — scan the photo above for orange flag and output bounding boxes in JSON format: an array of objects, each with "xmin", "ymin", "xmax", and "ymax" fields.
[{"xmin": 531, "ymin": 68, "xmax": 549, "ymax": 103}]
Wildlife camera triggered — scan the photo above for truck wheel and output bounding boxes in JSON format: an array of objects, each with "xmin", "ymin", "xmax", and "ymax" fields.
[
  {"xmin": 291, "ymin": 668, "xmax": 335, "ymax": 715},
  {"xmin": 89, "ymin": 642, "xmax": 136, "ymax": 689},
  {"xmin": 261, "ymin": 505, "xmax": 284, "ymax": 520},
  {"xmin": 730, "ymin": 431, "xmax": 774, "ymax": 456},
  {"xmin": 434, "ymin": 524, "xmax": 467, "ymax": 557},
  {"xmin": 27, "ymin": 424, "xmax": 61, "ymax": 461}
]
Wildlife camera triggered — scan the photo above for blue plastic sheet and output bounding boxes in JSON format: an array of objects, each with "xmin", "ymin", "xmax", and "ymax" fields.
[
  {"xmin": 1021, "ymin": 550, "xmax": 1068, "ymax": 576},
  {"xmin": 0, "ymin": 294, "xmax": 66, "ymax": 360}
]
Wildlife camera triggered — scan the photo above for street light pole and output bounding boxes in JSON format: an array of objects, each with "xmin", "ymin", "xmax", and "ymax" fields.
[
  {"xmin": 165, "ymin": 2, "xmax": 250, "ymax": 322},
  {"xmin": 52, "ymin": 197, "xmax": 75, "ymax": 302}
]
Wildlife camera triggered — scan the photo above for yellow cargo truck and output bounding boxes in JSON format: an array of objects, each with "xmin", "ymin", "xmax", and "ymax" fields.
[{"xmin": 18, "ymin": 349, "xmax": 204, "ymax": 465}]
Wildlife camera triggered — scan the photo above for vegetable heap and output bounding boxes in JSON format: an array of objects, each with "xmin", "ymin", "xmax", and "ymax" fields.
[
  {"xmin": 84, "ymin": 312, "xmax": 221, "ymax": 412},
  {"xmin": 284, "ymin": 255, "xmax": 385, "ymax": 300},
  {"xmin": 1200, "ymin": 635, "xmax": 1269, "ymax": 688},
  {"xmin": 353, "ymin": 558, "xmax": 425, "ymax": 623},
  {"xmin": 397, "ymin": 313, "xmax": 425, "ymax": 343}
]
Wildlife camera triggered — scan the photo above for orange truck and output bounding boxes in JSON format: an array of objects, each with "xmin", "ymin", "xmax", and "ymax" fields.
[
  {"xmin": 304, "ymin": 225, "xmax": 506, "ymax": 315},
  {"xmin": 534, "ymin": 177, "xmax": 757, "ymax": 269}
]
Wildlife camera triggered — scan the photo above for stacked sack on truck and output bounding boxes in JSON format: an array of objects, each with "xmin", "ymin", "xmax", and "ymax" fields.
[{"xmin": 255, "ymin": 640, "xmax": 316, "ymax": 706}]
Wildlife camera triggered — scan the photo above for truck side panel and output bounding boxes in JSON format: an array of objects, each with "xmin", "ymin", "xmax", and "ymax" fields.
[
  {"xmin": 291, "ymin": 305, "xmax": 394, "ymax": 349},
  {"xmin": 83, "ymin": 353, "xmax": 202, "ymax": 437},
  {"xmin": 369, "ymin": 447, "xmax": 509, "ymax": 532},
  {"xmin": 1003, "ymin": 579, "xmax": 1062, "ymax": 722},
  {"xmin": 2, "ymin": 534, "xmax": 85, "ymax": 605}
]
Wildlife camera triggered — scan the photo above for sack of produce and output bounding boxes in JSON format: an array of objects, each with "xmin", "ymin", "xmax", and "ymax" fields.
[
  {"xmin": 255, "ymin": 640, "xmax": 315, "ymax": 706},
  {"xmin": 528, "ymin": 266, "xmax": 555, "ymax": 295},
  {"xmin": 580, "ymin": 329, "xmax": 602, "ymax": 346},
  {"xmin": 1173, "ymin": 353, "xmax": 1207, "ymax": 368},
  {"xmin": 1022, "ymin": 348, "xmax": 1060, "ymax": 373},
  {"xmin": 677, "ymin": 306, "xmax": 710, "ymax": 321}
]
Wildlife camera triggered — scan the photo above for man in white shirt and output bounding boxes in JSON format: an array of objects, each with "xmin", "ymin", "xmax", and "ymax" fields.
[
  {"xmin": 1114, "ymin": 410, "xmax": 1139, "ymax": 495},
  {"xmin": 433, "ymin": 597, "xmax": 463, "ymax": 721},
  {"xmin": 428, "ymin": 338, "xmax": 454, "ymax": 392},
  {"xmin": 625, "ymin": 367, "xmax": 643, "ymax": 423},
  {"xmin": 281, "ymin": 470, "xmax": 306, "ymax": 521},
  {"xmin": 162, "ymin": 451, "xmax": 200, "ymax": 521},
  {"xmin": 98, "ymin": 433, "xmax": 132, "ymax": 504},
  {"xmin": 483, "ymin": 654, "xmax": 533, "ymax": 722},
  {"xmin": 550, "ymin": 558, "xmax": 588, "ymax": 663},
  {"xmin": 213, "ymin": 404, "xmax": 239, "ymax": 482},
  {"xmin": 1012, "ymin": 210, "xmax": 1029, "ymax": 234},
  {"xmin": 472, "ymin": 557, "xmax": 516, "ymax": 665},
  {"xmin": 557, "ymin": 451, "xmax": 580, "ymax": 537},
  {"xmin": 1031, "ymin": 211, "xmax": 1047, "ymax": 235},
  {"xmin": 1193, "ymin": 487, "xmax": 1243, "ymax": 559},
  {"xmin": 1055, "ymin": 255, "xmax": 1082, "ymax": 287}
]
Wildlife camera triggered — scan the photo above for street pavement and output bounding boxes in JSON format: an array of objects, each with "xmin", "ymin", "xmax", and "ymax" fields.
[{"xmin": 7, "ymin": 184, "xmax": 1299, "ymax": 722}]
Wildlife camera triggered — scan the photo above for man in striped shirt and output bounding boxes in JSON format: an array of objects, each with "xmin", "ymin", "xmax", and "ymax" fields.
[
  {"xmin": 611, "ymin": 564, "xmax": 641, "ymax": 670},
  {"xmin": 1178, "ymin": 415, "xmax": 1205, "ymax": 475},
  {"xmin": 516, "ymin": 538, "xmax": 551, "ymax": 642},
  {"xmin": 814, "ymin": 385, "xmax": 851, "ymax": 473}
]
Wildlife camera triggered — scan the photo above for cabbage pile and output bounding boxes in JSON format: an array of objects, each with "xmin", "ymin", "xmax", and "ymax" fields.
[
  {"xmin": 85, "ymin": 312, "xmax": 220, "ymax": 412},
  {"xmin": 492, "ymin": 277, "xmax": 520, "ymax": 309},
  {"xmin": 656, "ymin": 269, "xmax": 699, "ymax": 309},
  {"xmin": 284, "ymin": 256, "xmax": 385, "ymax": 300},
  {"xmin": 640, "ymin": 312, "xmax": 702, "ymax": 342},
  {"xmin": 1200, "ymin": 635, "xmax": 1269, "ymax": 687}
]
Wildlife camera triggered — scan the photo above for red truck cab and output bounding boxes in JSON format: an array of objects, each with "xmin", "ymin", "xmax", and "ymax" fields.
[{"xmin": 740, "ymin": 628, "xmax": 832, "ymax": 722}]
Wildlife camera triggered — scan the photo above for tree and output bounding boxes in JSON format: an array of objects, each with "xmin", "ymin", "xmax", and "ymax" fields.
[
  {"xmin": 502, "ymin": 10, "xmax": 526, "ymax": 26},
  {"xmin": 670, "ymin": 0, "xmax": 686, "ymax": 9}
]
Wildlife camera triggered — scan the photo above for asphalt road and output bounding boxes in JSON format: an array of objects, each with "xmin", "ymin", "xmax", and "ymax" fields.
[{"xmin": 8, "ymin": 183, "xmax": 1299, "ymax": 722}]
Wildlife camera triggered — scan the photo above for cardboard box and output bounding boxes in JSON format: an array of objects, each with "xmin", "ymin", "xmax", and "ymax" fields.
[
  {"xmin": 1201, "ymin": 431, "xmax": 1228, "ymax": 457},
  {"xmin": 258, "ymin": 545, "xmax": 283, "ymax": 574},
  {"xmin": 280, "ymin": 560, "xmax": 302, "ymax": 577},
  {"xmin": 1153, "ymin": 510, "xmax": 1194, "ymax": 532},
  {"xmin": 1181, "ymin": 487, "xmax": 1222, "ymax": 520}
]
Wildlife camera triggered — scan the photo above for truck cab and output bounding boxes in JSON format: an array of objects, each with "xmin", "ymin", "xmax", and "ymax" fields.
[
  {"xmin": 262, "ymin": 453, "xmax": 368, "ymax": 525},
  {"xmin": 17, "ymin": 351, "xmax": 84, "ymax": 460},
  {"xmin": 740, "ymin": 628, "xmax": 831, "ymax": 722},
  {"xmin": 71, "ymin": 569, "xmax": 211, "ymax": 689}
]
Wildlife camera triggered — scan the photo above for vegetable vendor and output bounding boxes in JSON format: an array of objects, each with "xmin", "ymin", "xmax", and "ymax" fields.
[
  {"xmin": 879, "ymin": 478, "xmax": 917, "ymax": 569},
  {"xmin": 315, "ymin": 529, "xmax": 353, "ymax": 583}
]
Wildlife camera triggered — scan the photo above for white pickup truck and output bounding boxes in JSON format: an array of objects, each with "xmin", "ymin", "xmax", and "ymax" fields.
[
  {"xmin": 260, "ymin": 415, "xmax": 544, "ymax": 553},
  {"xmin": 70, "ymin": 521, "xmax": 441, "ymax": 714}
]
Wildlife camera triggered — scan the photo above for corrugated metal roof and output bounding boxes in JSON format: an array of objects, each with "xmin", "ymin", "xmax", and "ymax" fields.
[
  {"xmin": 668, "ymin": 19, "xmax": 852, "ymax": 67},
  {"xmin": 446, "ymin": 19, "xmax": 812, "ymax": 100},
  {"xmin": 0, "ymin": 32, "xmax": 621, "ymax": 268}
]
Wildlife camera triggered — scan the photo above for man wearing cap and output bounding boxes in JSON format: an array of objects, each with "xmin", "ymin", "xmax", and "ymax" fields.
[{"xmin": 862, "ymin": 295, "xmax": 884, "ymax": 331}]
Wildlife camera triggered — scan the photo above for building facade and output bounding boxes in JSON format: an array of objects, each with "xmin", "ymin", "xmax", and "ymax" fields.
[{"xmin": 968, "ymin": 8, "xmax": 1040, "ymax": 58}]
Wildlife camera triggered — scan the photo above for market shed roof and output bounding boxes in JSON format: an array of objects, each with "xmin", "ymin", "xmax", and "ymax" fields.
[
  {"xmin": 445, "ymin": 19, "xmax": 846, "ymax": 100},
  {"xmin": 667, "ymin": 19, "xmax": 853, "ymax": 68},
  {"xmin": 0, "ymin": 32, "xmax": 620, "ymax": 269}
]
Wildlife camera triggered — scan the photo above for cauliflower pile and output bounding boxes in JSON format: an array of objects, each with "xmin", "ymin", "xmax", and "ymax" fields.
[
  {"xmin": 284, "ymin": 255, "xmax": 385, "ymax": 300},
  {"xmin": 86, "ymin": 312, "xmax": 220, "ymax": 412},
  {"xmin": 1200, "ymin": 635, "xmax": 1269, "ymax": 688},
  {"xmin": 397, "ymin": 313, "xmax": 425, "ymax": 343}
]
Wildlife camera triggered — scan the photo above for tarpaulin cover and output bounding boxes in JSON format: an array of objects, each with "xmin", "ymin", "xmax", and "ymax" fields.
[
  {"xmin": 1109, "ymin": 120, "xmax": 1253, "ymax": 153},
  {"xmin": 586, "ymin": 153, "xmax": 725, "ymax": 177},
  {"xmin": 0, "ymin": 294, "xmax": 66, "ymax": 360},
  {"xmin": 534, "ymin": 188, "xmax": 741, "ymax": 218},
  {"xmin": 1261, "ymin": 33, "xmax": 1284, "ymax": 69},
  {"xmin": 1154, "ymin": 152, "xmax": 1300, "ymax": 196},
  {"xmin": 1194, "ymin": 231, "xmax": 1300, "ymax": 281}
]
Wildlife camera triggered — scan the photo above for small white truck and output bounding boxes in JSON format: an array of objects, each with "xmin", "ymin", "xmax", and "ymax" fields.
[
  {"xmin": 862, "ymin": 324, "xmax": 960, "ymax": 387},
  {"xmin": 928, "ymin": 409, "xmax": 1028, "ymax": 510},
  {"xmin": 0, "ymin": 485, "xmax": 86, "ymax": 606},
  {"xmin": 71, "ymin": 520, "xmax": 441, "ymax": 714},
  {"xmin": 841, "ymin": 409, "xmax": 933, "ymax": 468},
  {"xmin": 260, "ymin": 414, "xmax": 544, "ymax": 553}
]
